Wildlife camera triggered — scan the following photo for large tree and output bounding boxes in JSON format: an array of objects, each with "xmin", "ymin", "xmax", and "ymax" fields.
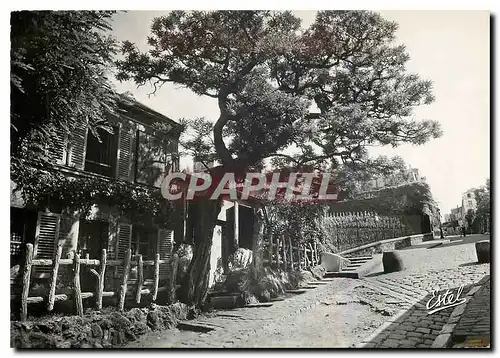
[
  {"xmin": 116, "ymin": 10, "xmax": 442, "ymax": 306},
  {"xmin": 11, "ymin": 10, "xmax": 120, "ymax": 168}
]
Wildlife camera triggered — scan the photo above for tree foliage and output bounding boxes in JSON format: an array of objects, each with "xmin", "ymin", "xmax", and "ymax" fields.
[
  {"xmin": 473, "ymin": 178, "xmax": 490, "ymax": 232},
  {"xmin": 335, "ymin": 155, "xmax": 418, "ymax": 198},
  {"xmin": 11, "ymin": 10, "xmax": 120, "ymax": 165},
  {"xmin": 475, "ymin": 178, "xmax": 490, "ymax": 216},
  {"xmin": 116, "ymin": 10, "xmax": 443, "ymax": 305},
  {"xmin": 117, "ymin": 10, "xmax": 442, "ymax": 172},
  {"xmin": 328, "ymin": 181, "xmax": 437, "ymax": 216}
]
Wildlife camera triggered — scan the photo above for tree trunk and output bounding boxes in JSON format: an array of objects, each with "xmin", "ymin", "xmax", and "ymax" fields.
[
  {"xmin": 179, "ymin": 197, "xmax": 222, "ymax": 306},
  {"xmin": 251, "ymin": 207, "xmax": 265, "ymax": 281}
]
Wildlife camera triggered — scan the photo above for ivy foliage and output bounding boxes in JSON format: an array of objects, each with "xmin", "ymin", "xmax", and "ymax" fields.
[
  {"xmin": 329, "ymin": 181, "xmax": 437, "ymax": 216},
  {"xmin": 12, "ymin": 161, "xmax": 174, "ymax": 224}
]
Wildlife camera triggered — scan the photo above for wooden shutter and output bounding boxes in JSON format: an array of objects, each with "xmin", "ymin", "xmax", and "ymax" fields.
[
  {"xmin": 49, "ymin": 129, "xmax": 67, "ymax": 165},
  {"xmin": 116, "ymin": 120, "xmax": 136, "ymax": 181},
  {"xmin": 157, "ymin": 229, "xmax": 173, "ymax": 279},
  {"xmin": 116, "ymin": 223, "xmax": 132, "ymax": 275},
  {"xmin": 68, "ymin": 121, "xmax": 88, "ymax": 169},
  {"xmin": 116, "ymin": 223, "xmax": 132, "ymax": 260},
  {"xmin": 34, "ymin": 212, "xmax": 60, "ymax": 276}
]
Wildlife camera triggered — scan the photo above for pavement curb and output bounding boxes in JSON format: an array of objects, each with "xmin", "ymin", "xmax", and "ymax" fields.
[{"xmin": 430, "ymin": 275, "xmax": 491, "ymax": 348}]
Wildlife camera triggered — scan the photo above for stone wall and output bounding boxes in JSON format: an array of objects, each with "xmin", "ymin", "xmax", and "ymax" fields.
[
  {"xmin": 339, "ymin": 233, "xmax": 428, "ymax": 257},
  {"xmin": 11, "ymin": 303, "xmax": 189, "ymax": 349}
]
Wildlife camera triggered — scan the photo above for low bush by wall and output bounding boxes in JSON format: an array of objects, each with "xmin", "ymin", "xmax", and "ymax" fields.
[{"xmin": 11, "ymin": 302, "xmax": 190, "ymax": 349}]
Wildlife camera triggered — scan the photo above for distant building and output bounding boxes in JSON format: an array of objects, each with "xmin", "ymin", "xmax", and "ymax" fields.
[
  {"xmin": 462, "ymin": 189, "xmax": 477, "ymax": 214},
  {"xmin": 459, "ymin": 189, "xmax": 478, "ymax": 230},
  {"xmin": 450, "ymin": 206, "xmax": 462, "ymax": 226}
]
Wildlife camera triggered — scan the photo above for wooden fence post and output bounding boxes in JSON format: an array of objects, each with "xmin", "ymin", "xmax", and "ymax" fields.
[
  {"xmin": 288, "ymin": 237, "xmax": 294, "ymax": 271},
  {"xmin": 268, "ymin": 235, "xmax": 274, "ymax": 268},
  {"xmin": 118, "ymin": 249, "xmax": 131, "ymax": 311},
  {"xmin": 96, "ymin": 249, "xmax": 107, "ymax": 310},
  {"xmin": 73, "ymin": 253, "xmax": 83, "ymax": 317},
  {"xmin": 152, "ymin": 253, "xmax": 160, "ymax": 301},
  {"xmin": 47, "ymin": 245, "xmax": 62, "ymax": 311},
  {"xmin": 20, "ymin": 243, "xmax": 34, "ymax": 321},
  {"xmin": 297, "ymin": 243, "xmax": 302, "ymax": 270},
  {"xmin": 168, "ymin": 254, "xmax": 179, "ymax": 304},
  {"xmin": 135, "ymin": 254, "xmax": 143, "ymax": 304},
  {"xmin": 275, "ymin": 236, "xmax": 281, "ymax": 269},
  {"xmin": 308, "ymin": 243, "xmax": 315, "ymax": 266},
  {"xmin": 282, "ymin": 236, "xmax": 287, "ymax": 270}
]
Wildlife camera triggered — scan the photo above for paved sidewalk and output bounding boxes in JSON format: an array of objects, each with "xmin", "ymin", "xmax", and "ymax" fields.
[
  {"xmin": 451, "ymin": 277, "xmax": 490, "ymax": 347},
  {"xmin": 357, "ymin": 265, "xmax": 489, "ymax": 348},
  {"xmin": 125, "ymin": 278, "xmax": 365, "ymax": 348}
]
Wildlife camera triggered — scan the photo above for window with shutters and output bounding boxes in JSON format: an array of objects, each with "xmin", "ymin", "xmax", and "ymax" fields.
[
  {"xmin": 78, "ymin": 219, "xmax": 109, "ymax": 259},
  {"xmin": 131, "ymin": 225, "xmax": 157, "ymax": 277},
  {"xmin": 131, "ymin": 225, "xmax": 156, "ymax": 260},
  {"xmin": 10, "ymin": 208, "xmax": 37, "ymax": 266},
  {"xmin": 84, "ymin": 127, "xmax": 118, "ymax": 177},
  {"xmin": 135, "ymin": 130, "xmax": 174, "ymax": 187}
]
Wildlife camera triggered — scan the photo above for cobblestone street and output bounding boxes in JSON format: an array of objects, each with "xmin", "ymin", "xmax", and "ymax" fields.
[{"xmin": 125, "ymin": 235, "xmax": 490, "ymax": 348}]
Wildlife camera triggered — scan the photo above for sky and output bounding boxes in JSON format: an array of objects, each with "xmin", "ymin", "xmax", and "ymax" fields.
[{"xmin": 109, "ymin": 10, "xmax": 490, "ymax": 215}]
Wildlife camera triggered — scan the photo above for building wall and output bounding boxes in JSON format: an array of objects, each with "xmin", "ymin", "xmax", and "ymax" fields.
[
  {"xmin": 11, "ymin": 102, "xmax": 181, "ymax": 283},
  {"xmin": 208, "ymin": 200, "xmax": 231, "ymax": 287}
]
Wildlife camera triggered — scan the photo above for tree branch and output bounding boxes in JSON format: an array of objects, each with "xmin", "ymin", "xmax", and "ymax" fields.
[{"xmin": 213, "ymin": 97, "xmax": 234, "ymax": 166}]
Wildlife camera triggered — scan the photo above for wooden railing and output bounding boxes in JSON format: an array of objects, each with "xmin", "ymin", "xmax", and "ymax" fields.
[
  {"xmin": 263, "ymin": 235, "xmax": 319, "ymax": 271},
  {"xmin": 14, "ymin": 243, "xmax": 177, "ymax": 321}
]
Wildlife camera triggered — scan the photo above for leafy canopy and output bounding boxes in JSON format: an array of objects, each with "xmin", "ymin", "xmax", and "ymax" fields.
[
  {"xmin": 117, "ymin": 10, "xmax": 442, "ymax": 173},
  {"xmin": 474, "ymin": 178, "xmax": 490, "ymax": 216}
]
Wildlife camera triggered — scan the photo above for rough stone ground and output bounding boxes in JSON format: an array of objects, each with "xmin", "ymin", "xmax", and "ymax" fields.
[{"xmin": 124, "ymin": 234, "xmax": 490, "ymax": 348}]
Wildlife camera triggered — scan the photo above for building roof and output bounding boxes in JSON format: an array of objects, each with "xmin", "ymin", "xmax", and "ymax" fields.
[{"xmin": 117, "ymin": 94, "xmax": 183, "ymax": 135}]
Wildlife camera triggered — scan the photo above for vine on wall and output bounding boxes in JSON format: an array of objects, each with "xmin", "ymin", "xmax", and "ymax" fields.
[
  {"xmin": 11, "ymin": 160, "xmax": 175, "ymax": 225},
  {"xmin": 334, "ymin": 181, "xmax": 438, "ymax": 215}
]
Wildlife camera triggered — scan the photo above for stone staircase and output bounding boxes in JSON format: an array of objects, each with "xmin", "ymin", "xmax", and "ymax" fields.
[{"xmin": 324, "ymin": 255, "xmax": 376, "ymax": 279}]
